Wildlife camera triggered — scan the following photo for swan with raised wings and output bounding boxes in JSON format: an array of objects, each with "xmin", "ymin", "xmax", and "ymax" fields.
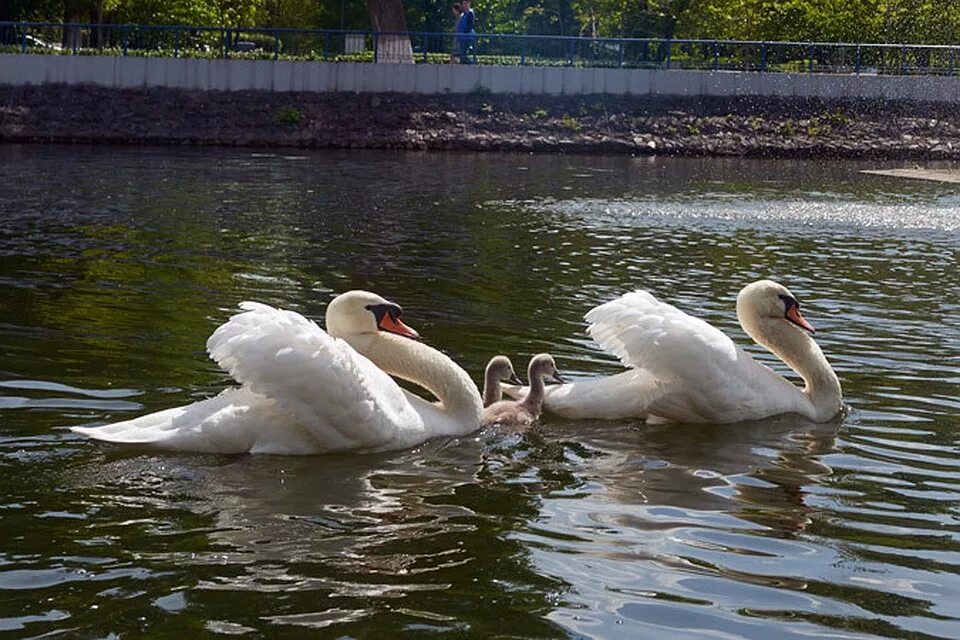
[
  {"xmin": 71, "ymin": 292, "xmax": 483, "ymax": 454},
  {"xmin": 505, "ymin": 280, "xmax": 842, "ymax": 424}
]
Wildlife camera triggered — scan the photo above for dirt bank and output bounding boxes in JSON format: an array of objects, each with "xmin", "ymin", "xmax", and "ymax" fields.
[{"xmin": 3, "ymin": 84, "xmax": 960, "ymax": 159}]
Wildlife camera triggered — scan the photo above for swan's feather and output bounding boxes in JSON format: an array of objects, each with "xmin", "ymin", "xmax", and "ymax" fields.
[
  {"xmin": 72, "ymin": 297, "xmax": 483, "ymax": 454},
  {"xmin": 71, "ymin": 387, "xmax": 319, "ymax": 454},
  {"xmin": 504, "ymin": 370, "xmax": 659, "ymax": 420},
  {"xmin": 584, "ymin": 291, "xmax": 808, "ymax": 422},
  {"xmin": 586, "ymin": 291, "xmax": 737, "ymax": 372},
  {"xmin": 205, "ymin": 302, "xmax": 422, "ymax": 450}
]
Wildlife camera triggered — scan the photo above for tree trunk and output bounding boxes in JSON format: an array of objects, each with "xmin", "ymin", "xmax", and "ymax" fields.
[
  {"xmin": 367, "ymin": 0, "xmax": 414, "ymax": 63},
  {"xmin": 63, "ymin": 0, "xmax": 89, "ymax": 50},
  {"xmin": 0, "ymin": 1, "xmax": 15, "ymax": 45}
]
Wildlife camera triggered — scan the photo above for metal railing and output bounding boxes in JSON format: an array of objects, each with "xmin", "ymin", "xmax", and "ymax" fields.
[{"xmin": 2, "ymin": 21, "xmax": 959, "ymax": 76}]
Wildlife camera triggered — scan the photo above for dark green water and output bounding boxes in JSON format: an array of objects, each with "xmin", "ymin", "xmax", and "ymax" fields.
[{"xmin": 1, "ymin": 145, "xmax": 958, "ymax": 639}]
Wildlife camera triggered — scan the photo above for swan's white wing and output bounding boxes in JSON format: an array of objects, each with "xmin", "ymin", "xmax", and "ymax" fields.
[
  {"xmin": 585, "ymin": 291, "xmax": 806, "ymax": 422},
  {"xmin": 207, "ymin": 302, "xmax": 421, "ymax": 450},
  {"xmin": 586, "ymin": 291, "xmax": 738, "ymax": 372},
  {"xmin": 71, "ymin": 388, "xmax": 321, "ymax": 454}
]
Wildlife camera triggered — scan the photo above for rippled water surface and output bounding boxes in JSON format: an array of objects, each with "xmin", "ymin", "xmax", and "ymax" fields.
[{"xmin": 1, "ymin": 145, "xmax": 958, "ymax": 639}]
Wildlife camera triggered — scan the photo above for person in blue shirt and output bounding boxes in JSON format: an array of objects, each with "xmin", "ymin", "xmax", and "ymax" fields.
[{"xmin": 456, "ymin": 0, "xmax": 476, "ymax": 64}]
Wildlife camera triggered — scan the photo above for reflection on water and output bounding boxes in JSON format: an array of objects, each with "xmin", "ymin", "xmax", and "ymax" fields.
[{"xmin": 0, "ymin": 146, "xmax": 958, "ymax": 638}]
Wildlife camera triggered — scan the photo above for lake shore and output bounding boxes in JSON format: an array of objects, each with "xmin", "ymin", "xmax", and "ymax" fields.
[{"xmin": 3, "ymin": 84, "xmax": 960, "ymax": 159}]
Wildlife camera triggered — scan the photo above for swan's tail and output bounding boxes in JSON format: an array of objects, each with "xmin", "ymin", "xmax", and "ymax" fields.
[{"xmin": 70, "ymin": 388, "xmax": 316, "ymax": 454}]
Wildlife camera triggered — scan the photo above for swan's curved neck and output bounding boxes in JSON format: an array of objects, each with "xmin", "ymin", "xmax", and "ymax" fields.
[
  {"xmin": 521, "ymin": 374, "xmax": 546, "ymax": 416},
  {"xmin": 741, "ymin": 314, "xmax": 842, "ymax": 420},
  {"xmin": 351, "ymin": 333, "xmax": 482, "ymax": 423},
  {"xmin": 482, "ymin": 370, "xmax": 502, "ymax": 407}
]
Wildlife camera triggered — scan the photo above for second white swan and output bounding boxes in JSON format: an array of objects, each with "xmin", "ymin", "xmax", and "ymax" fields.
[
  {"xmin": 71, "ymin": 291, "xmax": 483, "ymax": 454},
  {"xmin": 506, "ymin": 280, "xmax": 842, "ymax": 424}
]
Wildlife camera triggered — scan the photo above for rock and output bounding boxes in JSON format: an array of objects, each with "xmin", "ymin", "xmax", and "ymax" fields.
[{"xmin": 1, "ymin": 85, "xmax": 960, "ymax": 160}]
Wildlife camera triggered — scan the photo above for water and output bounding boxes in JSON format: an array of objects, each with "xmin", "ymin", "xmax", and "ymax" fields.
[{"xmin": 0, "ymin": 145, "xmax": 958, "ymax": 638}]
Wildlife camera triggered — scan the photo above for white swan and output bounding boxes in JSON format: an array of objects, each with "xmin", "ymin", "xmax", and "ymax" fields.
[
  {"xmin": 71, "ymin": 291, "xmax": 483, "ymax": 454},
  {"xmin": 506, "ymin": 280, "xmax": 842, "ymax": 424}
]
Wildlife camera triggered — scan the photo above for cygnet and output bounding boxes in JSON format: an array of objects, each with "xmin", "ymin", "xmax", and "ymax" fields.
[{"xmin": 482, "ymin": 353, "xmax": 564, "ymax": 426}]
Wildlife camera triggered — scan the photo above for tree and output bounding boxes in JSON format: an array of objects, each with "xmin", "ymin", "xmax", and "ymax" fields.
[{"xmin": 367, "ymin": 0, "xmax": 413, "ymax": 62}]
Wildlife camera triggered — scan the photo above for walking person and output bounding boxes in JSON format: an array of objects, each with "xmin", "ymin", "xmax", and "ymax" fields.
[
  {"xmin": 451, "ymin": 2, "xmax": 462, "ymax": 63},
  {"xmin": 457, "ymin": 0, "xmax": 476, "ymax": 64}
]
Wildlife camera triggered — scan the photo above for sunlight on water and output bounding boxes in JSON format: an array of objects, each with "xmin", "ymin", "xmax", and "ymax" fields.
[
  {"xmin": 0, "ymin": 146, "xmax": 957, "ymax": 638},
  {"xmin": 531, "ymin": 197, "xmax": 960, "ymax": 232},
  {"xmin": 556, "ymin": 198, "xmax": 960, "ymax": 232}
]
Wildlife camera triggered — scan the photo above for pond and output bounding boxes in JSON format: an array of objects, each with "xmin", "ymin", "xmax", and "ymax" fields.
[{"xmin": 0, "ymin": 145, "xmax": 958, "ymax": 638}]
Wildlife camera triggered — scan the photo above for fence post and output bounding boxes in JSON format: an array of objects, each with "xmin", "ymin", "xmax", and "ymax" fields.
[
  {"xmin": 20, "ymin": 22, "xmax": 26, "ymax": 53},
  {"xmin": 72, "ymin": 25, "xmax": 78, "ymax": 54},
  {"xmin": 617, "ymin": 41, "xmax": 623, "ymax": 67},
  {"xmin": 323, "ymin": 32, "xmax": 329, "ymax": 61},
  {"xmin": 520, "ymin": 36, "xmax": 526, "ymax": 66},
  {"xmin": 665, "ymin": 38, "xmax": 671, "ymax": 69},
  {"xmin": 122, "ymin": 24, "xmax": 128, "ymax": 56},
  {"xmin": 951, "ymin": 48, "xmax": 955, "ymax": 76},
  {"xmin": 855, "ymin": 45, "xmax": 860, "ymax": 74},
  {"xmin": 422, "ymin": 32, "xmax": 427, "ymax": 63},
  {"xmin": 900, "ymin": 45, "xmax": 906, "ymax": 74},
  {"xmin": 274, "ymin": 30, "xmax": 279, "ymax": 60},
  {"xmin": 174, "ymin": 27, "xmax": 180, "ymax": 57},
  {"xmin": 807, "ymin": 44, "xmax": 813, "ymax": 73},
  {"xmin": 760, "ymin": 41, "xmax": 767, "ymax": 71},
  {"xmin": 373, "ymin": 32, "xmax": 378, "ymax": 63},
  {"xmin": 223, "ymin": 28, "xmax": 230, "ymax": 59},
  {"xmin": 712, "ymin": 40, "xmax": 718, "ymax": 70}
]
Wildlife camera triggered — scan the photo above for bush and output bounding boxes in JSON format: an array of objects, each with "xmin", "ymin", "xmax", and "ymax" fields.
[{"xmin": 274, "ymin": 106, "xmax": 302, "ymax": 125}]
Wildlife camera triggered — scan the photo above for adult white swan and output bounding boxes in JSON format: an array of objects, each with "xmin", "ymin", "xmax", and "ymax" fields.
[
  {"xmin": 71, "ymin": 292, "xmax": 483, "ymax": 454},
  {"xmin": 508, "ymin": 280, "xmax": 842, "ymax": 424}
]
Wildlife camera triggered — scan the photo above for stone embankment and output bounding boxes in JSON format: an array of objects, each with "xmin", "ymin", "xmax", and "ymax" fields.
[{"xmin": 3, "ymin": 84, "xmax": 960, "ymax": 159}]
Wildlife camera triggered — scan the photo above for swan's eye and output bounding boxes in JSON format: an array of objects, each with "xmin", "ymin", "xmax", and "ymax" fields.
[
  {"xmin": 777, "ymin": 293, "xmax": 797, "ymax": 311},
  {"xmin": 366, "ymin": 303, "xmax": 402, "ymax": 321},
  {"xmin": 365, "ymin": 303, "xmax": 391, "ymax": 324}
]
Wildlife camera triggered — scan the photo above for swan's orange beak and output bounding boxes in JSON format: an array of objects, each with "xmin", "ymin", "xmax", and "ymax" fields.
[
  {"xmin": 786, "ymin": 305, "xmax": 816, "ymax": 334},
  {"xmin": 379, "ymin": 313, "xmax": 420, "ymax": 340}
]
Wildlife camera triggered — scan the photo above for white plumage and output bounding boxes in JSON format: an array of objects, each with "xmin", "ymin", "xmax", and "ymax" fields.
[
  {"xmin": 72, "ymin": 293, "xmax": 483, "ymax": 454},
  {"xmin": 509, "ymin": 280, "xmax": 842, "ymax": 424}
]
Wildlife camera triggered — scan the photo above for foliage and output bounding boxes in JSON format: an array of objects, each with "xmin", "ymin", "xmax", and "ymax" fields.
[
  {"xmin": 5, "ymin": 0, "xmax": 960, "ymax": 46},
  {"xmin": 274, "ymin": 105, "xmax": 302, "ymax": 124},
  {"xmin": 560, "ymin": 113, "xmax": 581, "ymax": 131}
]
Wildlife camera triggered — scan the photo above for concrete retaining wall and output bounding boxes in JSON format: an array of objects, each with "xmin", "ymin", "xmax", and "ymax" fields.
[{"xmin": 3, "ymin": 53, "xmax": 960, "ymax": 102}]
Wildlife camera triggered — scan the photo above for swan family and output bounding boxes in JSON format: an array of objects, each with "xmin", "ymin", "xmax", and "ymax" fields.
[{"xmin": 71, "ymin": 280, "xmax": 843, "ymax": 454}]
